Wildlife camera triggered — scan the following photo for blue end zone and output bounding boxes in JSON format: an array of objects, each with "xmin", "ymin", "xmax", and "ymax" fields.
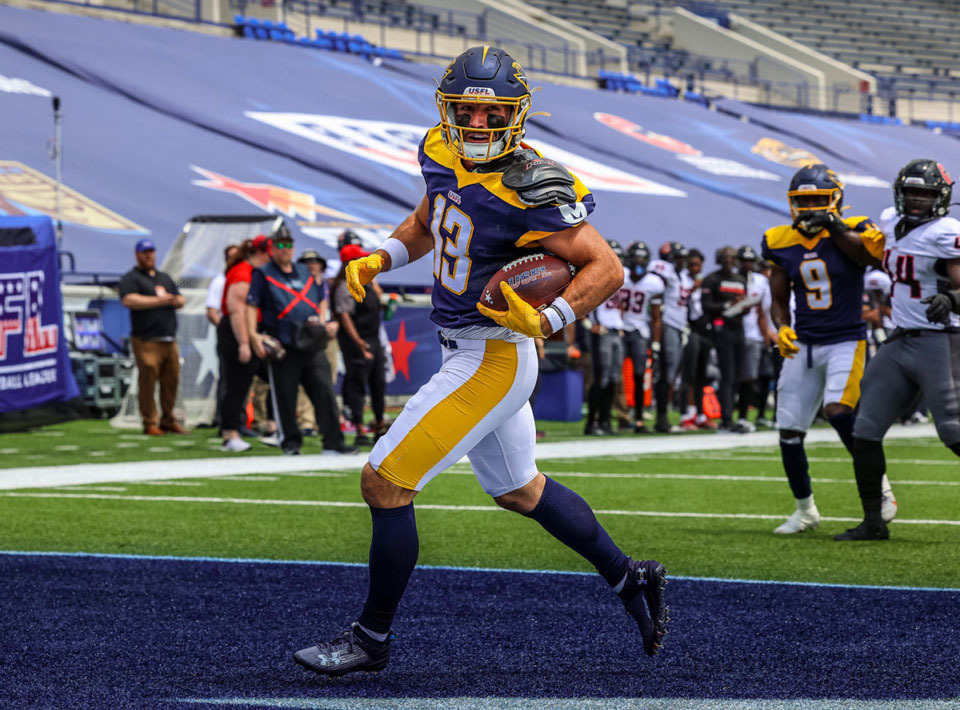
[{"xmin": 1, "ymin": 553, "xmax": 958, "ymax": 708}]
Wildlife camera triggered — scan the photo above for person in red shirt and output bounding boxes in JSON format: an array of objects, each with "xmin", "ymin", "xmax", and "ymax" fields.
[{"xmin": 218, "ymin": 235, "xmax": 271, "ymax": 452}]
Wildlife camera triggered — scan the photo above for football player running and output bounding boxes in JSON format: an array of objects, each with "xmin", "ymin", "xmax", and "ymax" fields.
[
  {"xmin": 621, "ymin": 241, "xmax": 664, "ymax": 433},
  {"xmin": 836, "ymin": 159, "xmax": 960, "ymax": 541},
  {"xmin": 648, "ymin": 242, "xmax": 692, "ymax": 433},
  {"xmin": 292, "ymin": 47, "xmax": 668, "ymax": 677},
  {"xmin": 762, "ymin": 164, "xmax": 895, "ymax": 534}
]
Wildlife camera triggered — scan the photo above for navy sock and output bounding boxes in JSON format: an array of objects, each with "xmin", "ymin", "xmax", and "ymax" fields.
[
  {"xmin": 950, "ymin": 441, "xmax": 960, "ymax": 457},
  {"xmin": 779, "ymin": 437, "xmax": 811, "ymax": 499},
  {"xmin": 852, "ymin": 437, "xmax": 885, "ymax": 522},
  {"xmin": 524, "ymin": 476, "xmax": 629, "ymax": 587},
  {"xmin": 358, "ymin": 503, "xmax": 419, "ymax": 635},
  {"xmin": 828, "ymin": 411, "xmax": 856, "ymax": 455}
]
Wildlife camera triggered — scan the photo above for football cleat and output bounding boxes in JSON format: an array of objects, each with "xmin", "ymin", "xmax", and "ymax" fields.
[
  {"xmin": 294, "ymin": 623, "xmax": 394, "ymax": 677},
  {"xmin": 620, "ymin": 558, "xmax": 668, "ymax": 657},
  {"xmin": 881, "ymin": 474, "xmax": 898, "ymax": 523},
  {"xmin": 773, "ymin": 506, "xmax": 821, "ymax": 534},
  {"xmin": 834, "ymin": 520, "xmax": 890, "ymax": 541}
]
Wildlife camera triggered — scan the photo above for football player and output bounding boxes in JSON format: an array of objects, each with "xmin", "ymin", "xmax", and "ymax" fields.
[
  {"xmin": 679, "ymin": 249, "xmax": 714, "ymax": 430},
  {"xmin": 648, "ymin": 241, "xmax": 692, "ymax": 432},
  {"xmin": 584, "ymin": 239, "xmax": 627, "ymax": 436},
  {"xmin": 621, "ymin": 241, "xmax": 664, "ymax": 432},
  {"xmin": 762, "ymin": 163, "xmax": 895, "ymax": 534},
  {"xmin": 737, "ymin": 245, "xmax": 776, "ymax": 432},
  {"xmin": 293, "ymin": 46, "xmax": 668, "ymax": 676},
  {"xmin": 837, "ymin": 158, "xmax": 960, "ymax": 541}
]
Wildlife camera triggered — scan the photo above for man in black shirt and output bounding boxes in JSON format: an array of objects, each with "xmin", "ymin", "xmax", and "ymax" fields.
[
  {"xmin": 118, "ymin": 238, "xmax": 186, "ymax": 435},
  {"xmin": 700, "ymin": 246, "xmax": 749, "ymax": 433},
  {"xmin": 246, "ymin": 230, "xmax": 356, "ymax": 456}
]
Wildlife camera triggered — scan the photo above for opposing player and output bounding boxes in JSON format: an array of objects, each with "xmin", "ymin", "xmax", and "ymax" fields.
[
  {"xmin": 762, "ymin": 164, "xmax": 896, "ymax": 534},
  {"xmin": 837, "ymin": 159, "xmax": 960, "ymax": 541},
  {"xmin": 648, "ymin": 242, "xmax": 692, "ymax": 432},
  {"xmin": 621, "ymin": 241, "xmax": 664, "ymax": 432},
  {"xmin": 737, "ymin": 245, "xmax": 776, "ymax": 432},
  {"xmin": 292, "ymin": 46, "xmax": 667, "ymax": 676},
  {"xmin": 584, "ymin": 239, "xmax": 627, "ymax": 435}
]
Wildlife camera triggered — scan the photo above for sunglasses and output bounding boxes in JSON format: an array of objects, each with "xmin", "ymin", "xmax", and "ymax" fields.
[{"xmin": 274, "ymin": 241, "xmax": 295, "ymax": 249}]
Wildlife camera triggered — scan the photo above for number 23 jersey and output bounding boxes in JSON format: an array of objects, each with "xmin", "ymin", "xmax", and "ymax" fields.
[
  {"xmin": 419, "ymin": 125, "xmax": 594, "ymax": 331},
  {"xmin": 878, "ymin": 206, "xmax": 960, "ymax": 329},
  {"xmin": 761, "ymin": 215, "xmax": 884, "ymax": 344}
]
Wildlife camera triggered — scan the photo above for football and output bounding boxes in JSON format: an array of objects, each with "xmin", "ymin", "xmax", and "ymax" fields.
[{"xmin": 481, "ymin": 252, "xmax": 576, "ymax": 312}]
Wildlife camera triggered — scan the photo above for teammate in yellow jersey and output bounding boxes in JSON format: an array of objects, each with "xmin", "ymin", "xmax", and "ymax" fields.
[{"xmin": 291, "ymin": 46, "xmax": 668, "ymax": 677}]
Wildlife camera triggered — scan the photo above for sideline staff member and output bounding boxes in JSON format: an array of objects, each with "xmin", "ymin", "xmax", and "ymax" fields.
[
  {"xmin": 119, "ymin": 238, "xmax": 187, "ymax": 436},
  {"xmin": 245, "ymin": 229, "xmax": 355, "ymax": 456}
]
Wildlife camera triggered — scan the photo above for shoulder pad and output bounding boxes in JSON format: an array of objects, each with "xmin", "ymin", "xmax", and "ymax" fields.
[{"xmin": 502, "ymin": 153, "xmax": 577, "ymax": 206}]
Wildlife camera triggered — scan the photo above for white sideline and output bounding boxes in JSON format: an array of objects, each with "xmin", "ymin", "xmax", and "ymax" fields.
[{"xmin": 0, "ymin": 423, "xmax": 941, "ymax": 491}]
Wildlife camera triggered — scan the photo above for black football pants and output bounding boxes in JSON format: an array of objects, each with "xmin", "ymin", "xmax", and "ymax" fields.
[
  {"xmin": 712, "ymin": 326, "xmax": 744, "ymax": 427},
  {"xmin": 340, "ymin": 338, "xmax": 386, "ymax": 426},
  {"xmin": 267, "ymin": 346, "xmax": 344, "ymax": 452}
]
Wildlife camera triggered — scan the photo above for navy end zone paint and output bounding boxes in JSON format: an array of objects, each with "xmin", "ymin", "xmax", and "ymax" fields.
[{"xmin": 1, "ymin": 554, "xmax": 958, "ymax": 708}]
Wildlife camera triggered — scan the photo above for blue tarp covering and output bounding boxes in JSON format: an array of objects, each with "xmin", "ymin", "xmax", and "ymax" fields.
[
  {"xmin": 0, "ymin": 214, "xmax": 80, "ymax": 412},
  {"xmin": 3, "ymin": 5, "xmax": 960, "ymax": 287}
]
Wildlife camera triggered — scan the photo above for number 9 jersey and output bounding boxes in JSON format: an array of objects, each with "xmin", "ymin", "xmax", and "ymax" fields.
[
  {"xmin": 418, "ymin": 125, "xmax": 594, "ymax": 331},
  {"xmin": 761, "ymin": 215, "xmax": 885, "ymax": 344}
]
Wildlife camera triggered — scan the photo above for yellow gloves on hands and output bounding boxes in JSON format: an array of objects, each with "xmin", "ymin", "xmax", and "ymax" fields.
[
  {"xmin": 476, "ymin": 282, "xmax": 545, "ymax": 338},
  {"xmin": 345, "ymin": 254, "xmax": 384, "ymax": 302},
  {"xmin": 777, "ymin": 325, "xmax": 800, "ymax": 359}
]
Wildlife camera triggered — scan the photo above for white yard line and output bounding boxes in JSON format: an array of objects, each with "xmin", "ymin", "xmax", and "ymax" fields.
[
  {"xmin": 0, "ymin": 423, "xmax": 941, "ymax": 491},
  {"xmin": 2, "ymin": 491, "xmax": 958, "ymax": 526}
]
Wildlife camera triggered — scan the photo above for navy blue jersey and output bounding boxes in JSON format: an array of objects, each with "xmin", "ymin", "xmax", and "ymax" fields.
[
  {"xmin": 761, "ymin": 215, "xmax": 884, "ymax": 344},
  {"xmin": 418, "ymin": 125, "xmax": 595, "ymax": 329}
]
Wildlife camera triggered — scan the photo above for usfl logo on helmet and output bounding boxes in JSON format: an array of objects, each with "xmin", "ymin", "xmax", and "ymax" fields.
[{"xmin": 435, "ymin": 46, "xmax": 533, "ymax": 163}]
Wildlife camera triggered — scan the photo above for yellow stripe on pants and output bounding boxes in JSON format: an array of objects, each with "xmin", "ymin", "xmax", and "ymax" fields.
[
  {"xmin": 377, "ymin": 340, "xmax": 519, "ymax": 490},
  {"xmin": 839, "ymin": 339, "xmax": 867, "ymax": 408}
]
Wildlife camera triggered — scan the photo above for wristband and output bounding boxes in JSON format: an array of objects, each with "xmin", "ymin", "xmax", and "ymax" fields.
[
  {"xmin": 543, "ymin": 305, "xmax": 564, "ymax": 334},
  {"xmin": 380, "ymin": 237, "xmax": 409, "ymax": 270},
  {"xmin": 552, "ymin": 296, "xmax": 576, "ymax": 327}
]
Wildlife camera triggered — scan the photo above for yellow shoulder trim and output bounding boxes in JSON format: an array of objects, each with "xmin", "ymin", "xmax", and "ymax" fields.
[
  {"xmin": 844, "ymin": 214, "xmax": 885, "ymax": 260},
  {"xmin": 515, "ymin": 230, "xmax": 551, "ymax": 248},
  {"xmin": 764, "ymin": 224, "xmax": 811, "ymax": 250}
]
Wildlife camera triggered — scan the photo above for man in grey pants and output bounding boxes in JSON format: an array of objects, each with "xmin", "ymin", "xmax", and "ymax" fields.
[{"xmin": 837, "ymin": 158, "xmax": 960, "ymax": 541}]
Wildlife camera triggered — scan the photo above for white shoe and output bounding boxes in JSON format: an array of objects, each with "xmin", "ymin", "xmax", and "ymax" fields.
[
  {"xmin": 881, "ymin": 474, "xmax": 898, "ymax": 523},
  {"xmin": 737, "ymin": 418, "xmax": 756, "ymax": 433},
  {"xmin": 774, "ymin": 506, "xmax": 821, "ymax": 534},
  {"xmin": 259, "ymin": 433, "xmax": 280, "ymax": 447},
  {"xmin": 220, "ymin": 437, "xmax": 251, "ymax": 453}
]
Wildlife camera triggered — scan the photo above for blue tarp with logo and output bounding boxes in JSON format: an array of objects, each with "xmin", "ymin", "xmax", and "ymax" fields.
[
  {"xmin": 0, "ymin": 214, "xmax": 80, "ymax": 412},
  {"xmin": 3, "ymin": 4, "xmax": 960, "ymax": 289}
]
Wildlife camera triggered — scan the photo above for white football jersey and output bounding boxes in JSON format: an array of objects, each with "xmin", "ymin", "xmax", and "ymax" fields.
[
  {"xmin": 878, "ymin": 206, "xmax": 960, "ymax": 329},
  {"xmin": 742, "ymin": 271, "xmax": 772, "ymax": 343},
  {"xmin": 622, "ymin": 267, "xmax": 665, "ymax": 339},
  {"xmin": 595, "ymin": 280, "xmax": 625, "ymax": 330},
  {"xmin": 648, "ymin": 259, "xmax": 692, "ymax": 330}
]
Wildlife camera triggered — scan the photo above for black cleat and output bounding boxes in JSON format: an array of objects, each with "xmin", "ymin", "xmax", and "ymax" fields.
[
  {"xmin": 620, "ymin": 558, "xmax": 668, "ymax": 657},
  {"xmin": 834, "ymin": 520, "xmax": 890, "ymax": 541},
  {"xmin": 294, "ymin": 623, "xmax": 393, "ymax": 677}
]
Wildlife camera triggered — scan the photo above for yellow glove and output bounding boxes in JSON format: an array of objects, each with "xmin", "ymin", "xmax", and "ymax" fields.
[
  {"xmin": 476, "ymin": 282, "xmax": 545, "ymax": 338},
  {"xmin": 777, "ymin": 325, "xmax": 800, "ymax": 359},
  {"xmin": 345, "ymin": 253, "xmax": 384, "ymax": 302}
]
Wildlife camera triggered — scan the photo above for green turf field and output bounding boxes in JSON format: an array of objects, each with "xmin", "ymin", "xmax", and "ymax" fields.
[{"xmin": 2, "ymin": 420, "xmax": 957, "ymax": 589}]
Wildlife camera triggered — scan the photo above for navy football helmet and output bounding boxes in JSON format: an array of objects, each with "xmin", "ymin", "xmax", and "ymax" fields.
[
  {"xmin": 627, "ymin": 241, "xmax": 651, "ymax": 270},
  {"xmin": 787, "ymin": 163, "xmax": 844, "ymax": 226},
  {"xmin": 436, "ymin": 46, "xmax": 532, "ymax": 162},
  {"xmin": 894, "ymin": 158, "xmax": 953, "ymax": 226}
]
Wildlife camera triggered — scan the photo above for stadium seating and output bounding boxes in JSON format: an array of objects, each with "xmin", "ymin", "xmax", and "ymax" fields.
[{"xmin": 233, "ymin": 15, "xmax": 403, "ymax": 59}]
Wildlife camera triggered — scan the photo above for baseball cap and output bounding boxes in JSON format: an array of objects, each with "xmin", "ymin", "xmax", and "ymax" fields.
[
  {"xmin": 251, "ymin": 235, "xmax": 270, "ymax": 252},
  {"xmin": 135, "ymin": 238, "xmax": 156, "ymax": 253},
  {"xmin": 339, "ymin": 244, "xmax": 370, "ymax": 263}
]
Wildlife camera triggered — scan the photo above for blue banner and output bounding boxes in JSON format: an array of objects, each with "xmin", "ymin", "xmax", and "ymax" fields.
[
  {"xmin": 0, "ymin": 215, "xmax": 79, "ymax": 412},
  {"xmin": 383, "ymin": 305, "xmax": 440, "ymax": 395}
]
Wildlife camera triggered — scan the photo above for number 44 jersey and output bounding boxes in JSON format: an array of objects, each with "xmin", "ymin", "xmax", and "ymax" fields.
[
  {"xmin": 878, "ymin": 206, "xmax": 960, "ymax": 330},
  {"xmin": 761, "ymin": 215, "xmax": 885, "ymax": 344},
  {"xmin": 419, "ymin": 126, "xmax": 594, "ymax": 330}
]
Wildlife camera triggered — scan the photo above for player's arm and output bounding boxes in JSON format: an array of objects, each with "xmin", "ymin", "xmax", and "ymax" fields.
[
  {"xmin": 800, "ymin": 214, "xmax": 882, "ymax": 267},
  {"xmin": 346, "ymin": 196, "xmax": 433, "ymax": 302},
  {"xmin": 537, "ymin": 221, "xmax": 624, "ymax": 336},
  {"xmin": 921, "ymin": 258, "xmax": 960, "ymax": 322},
  {"xmin": 768, "ymin": 264, "xmax": 800, "ymax": 358}
]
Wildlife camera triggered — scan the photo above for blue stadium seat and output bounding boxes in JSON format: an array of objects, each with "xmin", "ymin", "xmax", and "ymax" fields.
[{"xmin": 312, "ymin": 37, "xmax": 334, "ymax": 50}]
